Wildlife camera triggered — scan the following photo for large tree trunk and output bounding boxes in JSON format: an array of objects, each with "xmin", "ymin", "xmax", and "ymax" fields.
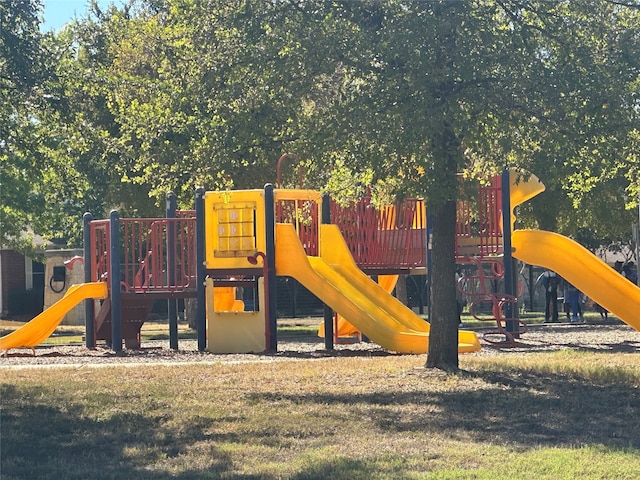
[
  {"xmin": 425, "ymin": 198, "xmax": 459, "ymax": 372},
  {"xmin": 425, "ymin": 123, "xmax": 461, "ymax": 372}
]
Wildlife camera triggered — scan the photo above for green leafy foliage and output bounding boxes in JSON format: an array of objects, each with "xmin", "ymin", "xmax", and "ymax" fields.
[{"xmin": 1, "ymin": 0, "xmax": 49, "ymax": 251}]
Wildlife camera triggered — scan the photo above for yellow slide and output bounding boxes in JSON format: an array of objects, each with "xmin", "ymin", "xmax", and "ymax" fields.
[
  {"xmin": 512, "ymin": 230, "xmax": 640, "ymax": 330},
  {"xmin": 213, "ymin": 286, "xmax": 245, "ymax": 312},
  {"xmin": 0, "ymin": 282, "xmax": 108, "ymax": 352},
  {"xmin": 276, "ymin": 223, "xmax": 480, "ymax": 354},
  {"xmin": 318, "ymin": 274, "xmax": 398, "ymax": 339},
  {"xmin": 508, "ymin": 170, "xmax": 640, "ymax": 330}
]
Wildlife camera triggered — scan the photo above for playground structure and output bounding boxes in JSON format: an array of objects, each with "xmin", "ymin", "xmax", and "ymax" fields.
[{"xmin": 4, "ymin": 168, "xmax": 640, "ymax": 355}]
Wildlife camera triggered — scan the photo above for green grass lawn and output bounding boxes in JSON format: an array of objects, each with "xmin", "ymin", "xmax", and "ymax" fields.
[
  {"xmin": 2, "ymin": 310, "xmax": 635, "ymax": 478},
  {"xmin": 2, "ymin": 350, "xmax": 640, "ymax": 479}
]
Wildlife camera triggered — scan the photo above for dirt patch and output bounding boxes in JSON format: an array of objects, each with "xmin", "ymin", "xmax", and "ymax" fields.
[{"xmin": 2, "ymin": 321, "xmax": 639, "ymax": 368}]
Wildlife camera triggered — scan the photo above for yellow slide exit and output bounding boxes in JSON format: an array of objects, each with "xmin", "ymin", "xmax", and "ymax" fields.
[
  {"xmin": 512, "ymin": 230, "xmax": 640, "ymax": 331},
  {"xmin": 0, "ymin": 282, "xmax": 108, "ymax": 352},
  {"xmin": 508, "ymin": 171, "xmax": 640, "ymax": 331},
  {"xmin": 275, "ymin": 223, "xmax": 480, "ymax": 354}
]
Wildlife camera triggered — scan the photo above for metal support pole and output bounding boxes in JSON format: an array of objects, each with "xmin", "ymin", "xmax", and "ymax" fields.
[
  {"xmin": 321, "ymin": 193, "xmax": 334, "ymax": 350},
  {"xmin": 166, "ymin": 192, "xmax": 178, "ymax": 350},
  {"xmin": 195, "ymin": 187, "xmax": 207, "ymax": 351},
  {"xmin": 501, "ymin": 170, "xmax": 519, "ymax": 337},
  {"xmin": 247, "ymin": 251, "xmax": 270, "ymax": 349},
  {"xmin": 264, "ymin": 184, "xmax": 278, "ymax": 352},
  {"xmin": 83, "ymin": 212, "xmax": 95, "ymax": 348},
  {"xmin": 109, "ymin": 210, "xmax": 122, "ymax": 352}
]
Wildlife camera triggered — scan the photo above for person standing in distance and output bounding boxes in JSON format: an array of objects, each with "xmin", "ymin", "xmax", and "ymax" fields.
[{"xmin": 537, "ymin": 269, "xmax": 559, "ymax": 323}]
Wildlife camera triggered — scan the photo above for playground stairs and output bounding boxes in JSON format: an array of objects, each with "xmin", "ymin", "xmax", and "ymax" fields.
[{"xmin": 95, "ymin": 297, "xmax": 154, "ymax": 349}]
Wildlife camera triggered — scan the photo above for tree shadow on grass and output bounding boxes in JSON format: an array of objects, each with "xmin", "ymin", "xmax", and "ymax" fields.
[
  {"xmin": 0, "ymin": 383, "xmax": 248, "ymax": 480},
  {"xmin": 247, "ymin": 366, "xmax": 640, "ymax": 451},
  {"xmin": 289, "ymin": 457, "xmax": 393, "ymax": 480},
  {"xmin": 3, "ymin": 366, "xmax": 640, "ymax": 480}
]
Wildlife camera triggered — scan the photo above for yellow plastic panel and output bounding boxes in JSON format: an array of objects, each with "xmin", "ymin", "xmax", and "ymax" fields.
[
  {"xmin": 206, "ymin": 278, "xmax": 267, "ymax": 353},
  {"xmin": 273, "ymin": 189, "xmax": 322, "ymax": 202},
  {"xmin": 204, "ymin": 190, "xmax": 266, "ymax": 270}
]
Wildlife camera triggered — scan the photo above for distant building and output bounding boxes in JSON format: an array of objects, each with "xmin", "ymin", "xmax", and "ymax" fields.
[{"xmin": 0, "ymin": 234, "xmax": 50, "ymax": 318}]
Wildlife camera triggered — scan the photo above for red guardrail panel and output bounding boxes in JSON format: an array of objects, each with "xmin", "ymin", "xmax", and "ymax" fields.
[
  {"xmin": 89, "ymin": 179, "xmax": 506, "ymax": 289},
  {"xmin": 478, "ymin": 176, "xmax": 502, "ymax": 256},
  {"xmin": 275, "ymin": 191, "xmax": 321, "ymax": 256},
  {"xmin": 330, "ymin": 197, "xmax": 427, "ymax": 270},
  {"xmin": 122, "ymin": 218, "xmax": 197, "ymax": 292},
  {"xmin": 170, "ymin": 216, "xmax": 197, "ymax": 289},
  {"xmin": 89, "ymin": 220, "xmax": 110, "ymax": 284},
  {"xmin": 90, "ymin": 217, "xmax": 196, "ymax": 293},
  {"xmin": 455, "ymin": 175, "xmax": 503, "ymax": 257}
]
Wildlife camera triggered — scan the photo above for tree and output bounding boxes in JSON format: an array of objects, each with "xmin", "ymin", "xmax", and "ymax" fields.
[
  {"xmin": 0, "ymin": 0, "xmax": 52, "ymax": 251},
  {"xmin": 285, "ymin": 0, "xmax": 640, "ymax": 370},
  {"xmin": 40, "ymin": 0, "xmax": 358, "ymax": 227},
  {"xmin": 283, "ymin": 1, "xmax": 544, "ymax": 371},
  {"xmin": 515, "ymin": 1, "xmax": 640, "ymax": 247}
]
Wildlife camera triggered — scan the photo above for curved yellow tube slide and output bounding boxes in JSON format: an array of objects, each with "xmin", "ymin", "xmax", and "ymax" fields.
[
  {"xmin": 512, "ymin": 230, "xmax": 640, "ymax": 330},
  {"xmin": 318, "ymin": 275, "xmax": 397, "ymax": 339}
]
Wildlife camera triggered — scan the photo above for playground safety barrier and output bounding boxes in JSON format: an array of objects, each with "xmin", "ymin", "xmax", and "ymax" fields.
[{"xmin": 88, "ymin": 217, "xmax": 197, "ymax": 293}]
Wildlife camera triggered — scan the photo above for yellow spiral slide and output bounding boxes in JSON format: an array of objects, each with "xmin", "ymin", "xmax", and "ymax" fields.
[{"xmin": 509, "ymin": 171, "xmax": 640, "ymax": 330}]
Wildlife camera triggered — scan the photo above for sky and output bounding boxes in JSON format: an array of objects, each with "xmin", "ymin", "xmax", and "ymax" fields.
[{"xmin": 41, "ymin": 0, "xmax": 126, "ymax": 31}]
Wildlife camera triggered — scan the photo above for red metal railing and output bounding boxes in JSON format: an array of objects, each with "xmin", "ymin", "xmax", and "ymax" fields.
[
  {"xmin": 456, "ymin": 198, "xmax": 472, "ymax": 238},
  {"xmin": 275, "ymin": 191, "xmax": 321, "ymax": 256},
  {"xmin": 89, "ymin": 216, "xmax": 197, "ymax": 293},
  {"xmin": 89, "ymin": 220, "xmax": 110, "ymax": 284},
  {"xmin": 455, "ymin": 175, "xmax": 503, "ymax": 257},
  {"xmin": 477, "ymin": 176, "xmax": 503, "ymax": 256},
  {"xmin": 331, "ymin": 197, "xmax": 427, "ymax": 271},
  {"xmin": 90, "ymin": 178, "xmax": 506, "ymax": 291},
  {"xmin": 274, "ymin": 191, "xmax": 429, "ymax": 270}
]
